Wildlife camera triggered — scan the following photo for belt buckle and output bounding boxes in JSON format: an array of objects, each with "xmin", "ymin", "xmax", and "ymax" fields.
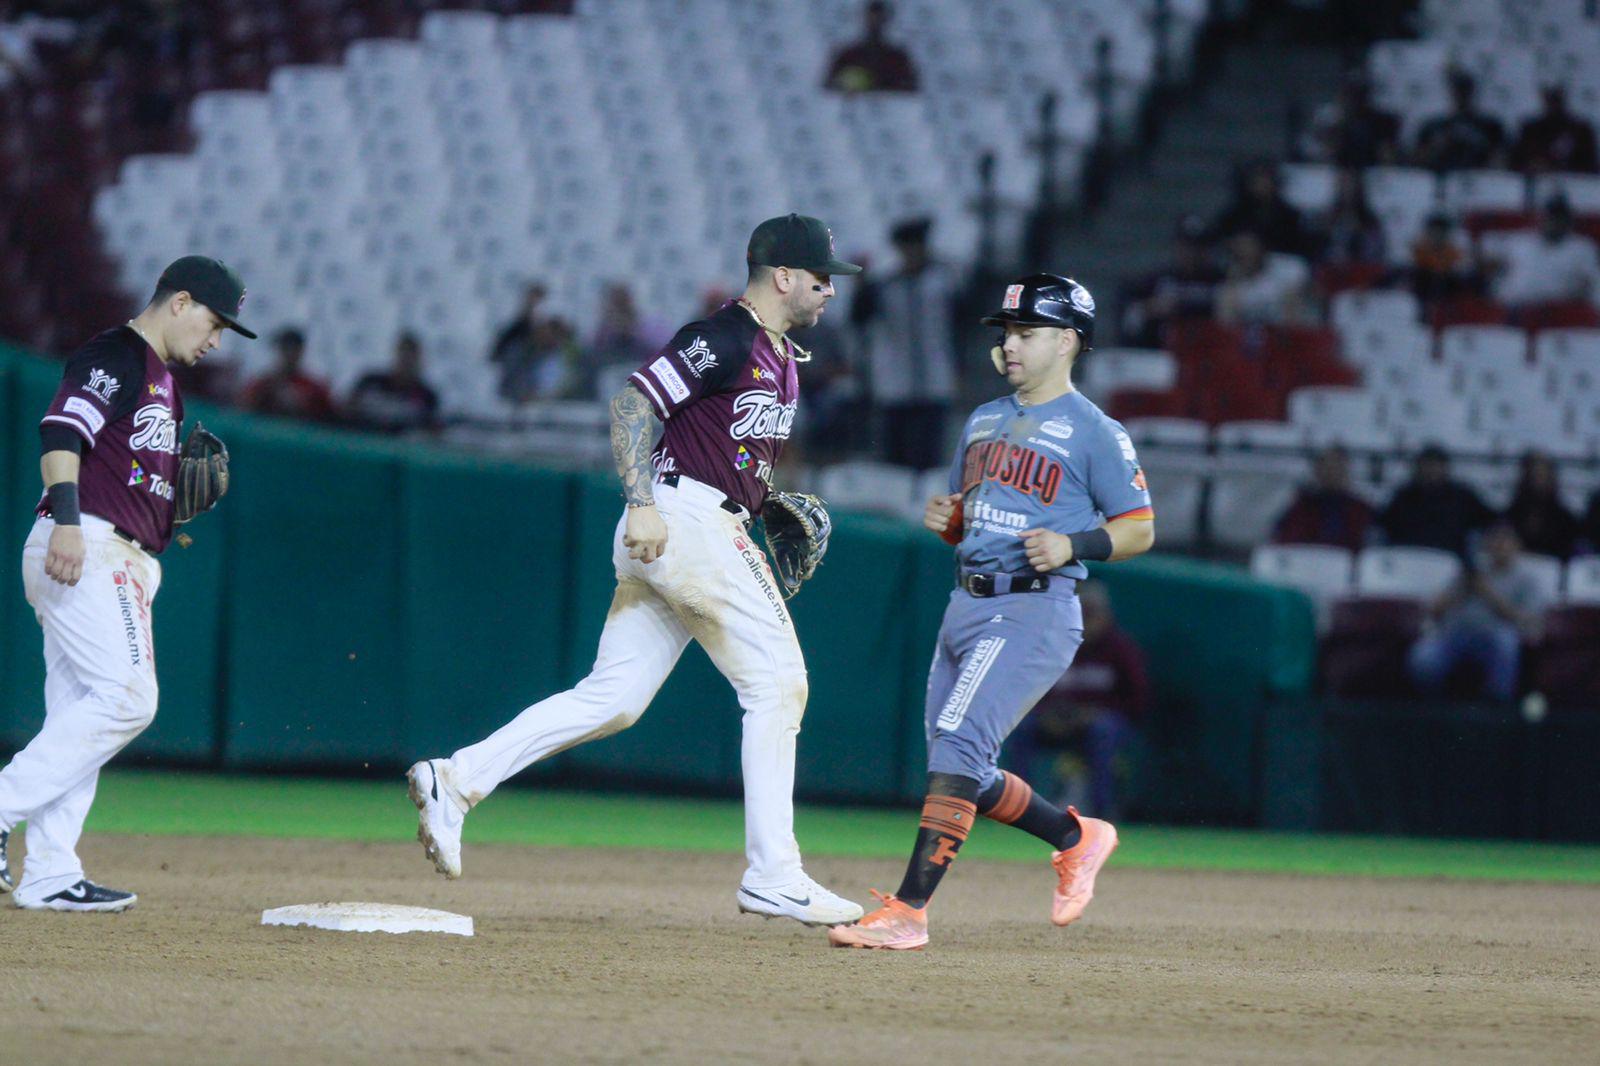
[{"xmin": 966, "ymin": 573, "xmax": 994, "ymax": 597}]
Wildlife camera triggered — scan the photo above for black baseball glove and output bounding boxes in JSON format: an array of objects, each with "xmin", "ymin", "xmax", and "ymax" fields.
[
  {"xmin": 761, "ymin": 491, "xmax": 831, "ymax": 599},
  {"xmin": 174, "ymin": 422, "xmax": 230, "ymax": 525}
]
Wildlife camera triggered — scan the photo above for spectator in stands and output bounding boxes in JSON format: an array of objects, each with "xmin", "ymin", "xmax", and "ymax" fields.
[
  {"xmin": 854, "ymin": 216, "xmax": 959, "ymax": 468},
  {"xmin": 1119, "ymin": 214, "xmax": 1224, "ymax": 347},
  {"xmin": 1215, "ymin": 229, "xmax": 1311, "ymax": 326},
  {"xmin": 1302, "ymin": 71, "xmax": 1401, "ymax": 168},
  {"xmin": 1008, "ymin": 581, "xmax": 1149, "ymax": 818},
  {"xmin": 1412, "ymin": 70, "xmax": 1506, "ymax": 172},
  {"xmin": 238, "ymin": 327, "xmax": 335, "ymax": 423},
  {"xmin": 589, "ymin": 282, "xmax": 657, "ymax": 371},
  {"xmin": 1486, "ymin": 195, "xmax": 1600, "ymax": 310},
  {"xmin": 1317, "ymin": 168, "xmax": 1387, "ymax": 266},
  {"xmin": 1510, "ymin": 83, "xmax": 1599, "ymax": 175},
  {"xmin": 1270, "ymin": 445, "xmax": 1375, "ymax": 552},
  {"xmin": 1378, "ymin": 444, "xmax": 1495, "ymax": 557},
  {"xmin": 1407, "ymin": 521, "xmax": 1550, "ymax": 702},
  {"xmin": 824, "ymin": 0, "xmax": 919, "ymax": 94},
  {"xmin": 490, "ymin": 282, "xmax": 585, "ymax": 403},
  {"xmin": 1504, "ymin": 450, "xmax": 1579, "ymax": 560},
  {"xmin": 1408, "ymin": 210, "xmax": 1482, "ymax": 307},
  {"xmin": 1208, "ymin": 159, "xmax": 1315, "ymax": 257},
  {"xmin": 345, "ymin": 332, "xmax": 441, "ymax": 435}
]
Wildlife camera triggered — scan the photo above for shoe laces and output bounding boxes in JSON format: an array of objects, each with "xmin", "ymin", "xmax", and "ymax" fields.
[{"xmin": 860, "ymin": 888, "xmax": 920, "ymax": 925}]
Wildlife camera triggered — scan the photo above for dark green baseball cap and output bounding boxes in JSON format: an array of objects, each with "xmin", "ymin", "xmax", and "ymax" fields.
[
  {"xmin": 747, "ymin": 214, "xmax": 862, "ymax": 275},
  {"xmin": 158, "ymin": 255, "xmax": 257, "ymax": 338}
]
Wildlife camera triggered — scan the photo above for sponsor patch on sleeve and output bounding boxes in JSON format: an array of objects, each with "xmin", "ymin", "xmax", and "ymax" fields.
[
  {"xmin": 649, "ymin": 357, "xmax": 690, "ymax": 403},
  {"xmin": 1114, "ymin": 430, "xmax": 1139, "ymax": 465},
  {"xmin": 63, "ymin": 395, "xmax": 107, "ymax": 434}
]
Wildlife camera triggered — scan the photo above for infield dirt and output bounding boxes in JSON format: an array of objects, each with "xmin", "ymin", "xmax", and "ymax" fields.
[{"xmin": 3, "ymin": 834, "xmax": 1595, "ymax": 1064}]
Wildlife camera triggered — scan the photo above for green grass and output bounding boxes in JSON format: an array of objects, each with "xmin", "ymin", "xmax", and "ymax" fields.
[{"xmin": 78, "ymin": 770, "xmax": 1600, "ymax": 885}]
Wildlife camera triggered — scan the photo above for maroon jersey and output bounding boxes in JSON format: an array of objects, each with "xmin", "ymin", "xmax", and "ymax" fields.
[
  {"xmin": 37, "ymin": 326, "xmax": 184, "ymax": 552},
  {"xmin": 628, "ymin": 301, "xmax": 800, "ymax": 513}
]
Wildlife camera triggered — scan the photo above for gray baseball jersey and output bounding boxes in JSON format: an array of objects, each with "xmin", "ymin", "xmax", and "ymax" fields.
[{"xmin": 949, "ymin": 390, "xmax": 1152, "ymax": 580}]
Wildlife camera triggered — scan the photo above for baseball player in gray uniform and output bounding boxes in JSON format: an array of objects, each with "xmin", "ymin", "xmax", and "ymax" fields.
[
  {"xmin": 409, "ymin": 215, "xmax": 865, "ymax": 927},
  {"xmin": 830, "ymin": 273, "xmax": 1155, "ymax": 950},
  {"xmin": 0, "ymin": 256, "xmax": 248, "ymax": 911}
]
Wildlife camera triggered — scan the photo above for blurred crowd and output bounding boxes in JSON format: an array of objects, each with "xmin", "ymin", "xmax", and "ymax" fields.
[{"xmin": 1122, "ymin": 71, "xmax": 1600, "ymax": 349}]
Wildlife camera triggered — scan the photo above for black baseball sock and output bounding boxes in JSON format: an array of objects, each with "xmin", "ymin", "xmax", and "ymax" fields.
[
  {"xmin": 977, "ymin": 770, "xmax": 1082, "ymax": 851},
  {"xmin": 893, "ymin": 772, "xmax": 981, "ymax": 908}
]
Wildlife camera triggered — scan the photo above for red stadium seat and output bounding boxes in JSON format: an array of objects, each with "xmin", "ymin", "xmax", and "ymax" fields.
[
  {"xmin": 1429, "ymin": 296, "xmax": 1510, "ymax": 329},
  {"xmin": 1320, "ymin": 597, "xmax": 1426, "ymax": 697},
  {"xmin": 1516, "ymin": 301, "xmax": 1600, "ymax": 333},
  {"xmin": 1530, "ymin": 606, "xmax": 1600, "ymax": 708},
  {"xmin": 1315, "ymin": 261, "xmax": 1390, "ymax": 296},
  {"xmin": 1165, "ymin": 319, "xmax": 1247, "ymax": 363},
  {"xmin": 1108, "ymin": 388, "xmax": 1186, "ymax": 421}
]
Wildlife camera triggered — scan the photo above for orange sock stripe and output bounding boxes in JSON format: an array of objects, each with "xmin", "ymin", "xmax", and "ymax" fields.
[
  {"xmin": 918, "ymin": 796, "xmax": 977, "ymax": 841},
  {"xmin": 985, "ymin": 771, "xmax": 1033, "ymax": 825}
]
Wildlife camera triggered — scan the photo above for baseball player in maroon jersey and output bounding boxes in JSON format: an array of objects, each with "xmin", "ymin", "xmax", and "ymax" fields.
[
  {"xmin": 409, "ymin": 215, "xmax": 865, "ymax": 926},
  {"xmin": 0, "ymin": 256, "xmax": 250, "ymax": 911}
]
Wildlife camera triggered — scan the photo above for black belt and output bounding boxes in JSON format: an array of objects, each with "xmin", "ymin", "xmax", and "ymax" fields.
[
  {"xmin": 657, "ymin": 473, "xmax": 747, "ymax": 519},
  {"xmin": 112, "ymin": 526, "xmax": 144, "ymax": 550},
  {"xmin": 961, "ymin": 571, "xmax": 1053, "ymax": 597}
]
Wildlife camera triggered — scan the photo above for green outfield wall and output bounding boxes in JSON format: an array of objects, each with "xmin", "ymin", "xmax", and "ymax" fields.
[{"xmin": 0, "ymin": 341, "xmax": 1314, "ymax": 821}]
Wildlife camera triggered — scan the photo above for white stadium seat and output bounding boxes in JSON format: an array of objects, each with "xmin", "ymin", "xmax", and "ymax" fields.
[
  {"xmin": 1520, "ymin": 553, "xmax": 1566, "ymax": 605},
  {"xmin": 817, "ymin": 462, "xmax": 919, "ymax": 519},
  {"xmin": 1207, "ymin": 470, "xmax": 1302, "ymax": 551},
  {"xmin": 1251, "ymin": 544, "xmax": 1356, "ymax": 602},
  {"xmin": 1355, "ymin": 546, "xmax": 1462, "ymax": 600},
  {"xmin": 1566, "ymin": 556, "xmax": 1600, "ymax": 604},
  {"xmin": 1442, "ymin": 169, "xmax": 1528, "ymax": 215},
  {"xmin": 1439, "ymin": 325, "xmax": 1529, "ymax": 372},
  {"xmin": 1531, "ymin": 172, "xmax": 1600, "ymax": 214}
]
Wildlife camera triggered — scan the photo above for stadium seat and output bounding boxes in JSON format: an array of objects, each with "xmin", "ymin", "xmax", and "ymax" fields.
[
  {"xmin": 1520, "ymin": 553, "xmax": 1567, "ymax": 605},
  {"xmin": 1287, "ymin": 386, "xmax": 1382, "ymax": 435},
  {"xmin": 1320, "ymin": 596, "xmax": 1427, "ymax": 697},
  {"xmin": 817, "ymin": 461, "xmax": 919, "ymax": 519},
  {"xmin": 1251, "ymin": 543, "xmax": 1356, "ymax": 605},
  {"xmin": 1077, "ymin": 348, "xmax": 1177, "ymax": 401},
  {"xmin": 1354, "ymin": 546, "xmax": 1462, "ymax": 600},
  {"xmin": 1439, "ymin": 324, "xmax": 1529, "ymax": 372},
  {"xmin": 1213, "ymin": 419, "xmax": 1308, "ymax": 455},
  {"xmin": 1530, "ymin": 604, "xmax": 1600, "ymax": 706},
  {"xmin": 1281, "ymin": 163, "xmax": 1337, "ymax": 215},
  {"xmin": 1567, "ymin": 556, "xmax": 1600, "ymax": 604},
  {"xmin": 1442, "ymin": 169, "xmax": 1529, "ymax": 215},
  {"xmin": 1531, "ymin": 172, "xmax": 1600, "ymax": 214},
  {"xmin": 1340, "ymin": 320, "xmax": 1434, "ymax": 371},
  {"xmin": 1207, "ymin": 470, "xmax": 1302, "ymax": 551}
]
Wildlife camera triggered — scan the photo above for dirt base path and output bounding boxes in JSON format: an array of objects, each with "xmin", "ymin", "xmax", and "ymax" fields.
[{"xmin": 2, "ymin": 835, "xmax": 1595, "ymax": 1064}]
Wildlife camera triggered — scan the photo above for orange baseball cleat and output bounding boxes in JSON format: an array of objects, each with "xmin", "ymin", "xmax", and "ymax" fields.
[
  {"xmin": 826, "ymin": 890, "xmax": 929, "ymax": 950},
  {"xmin": 1050, "ymin": 808, "xmax": 1118, "ymax": 927}
]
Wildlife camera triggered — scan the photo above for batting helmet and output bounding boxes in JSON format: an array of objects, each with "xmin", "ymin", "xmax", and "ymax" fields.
[{"xmin": 981, "ymin": 273, "xmax": 1095, "ymax": 373}]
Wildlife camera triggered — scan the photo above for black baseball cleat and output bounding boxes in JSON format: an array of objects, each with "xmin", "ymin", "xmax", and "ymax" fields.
[
  {"xmin": 0, "ymin": 830, "xmax": 12, "ymax": 893},
  {"xmin": 15, "ymin": 879, "xmax": 137, "ymax": 913}
]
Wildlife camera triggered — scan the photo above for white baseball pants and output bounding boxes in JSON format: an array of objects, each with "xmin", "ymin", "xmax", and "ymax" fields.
[
  {"xmin": 0, "ymin": 516, "xmax": 161, "ymax": 902},
  {"xmin": 445, "ymin": 475, "xmax": 809, "ymax": 887}
]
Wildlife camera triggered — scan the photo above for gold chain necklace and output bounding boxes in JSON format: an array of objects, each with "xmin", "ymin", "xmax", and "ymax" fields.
[{"xmin": 737, "ymin": 298, "xmax": 811, "ymax": 363}]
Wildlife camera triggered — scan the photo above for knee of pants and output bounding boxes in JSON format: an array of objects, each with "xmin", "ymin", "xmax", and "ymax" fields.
[
  {"xmin": 741, "ymin": 669, "xmax": 808, "ymax": 730},
  {"xmin": 89, "ymin": 678, "xmax": 158, "ymax": 734},
  {"xmin": 573, "ymin": 671, "xmax": 658, "ymax": 734}
]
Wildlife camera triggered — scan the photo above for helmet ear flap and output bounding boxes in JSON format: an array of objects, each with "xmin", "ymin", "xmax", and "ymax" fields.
[{"xmin": 990, "ymin": 345, "xmax": 1006, "ymax": 375}]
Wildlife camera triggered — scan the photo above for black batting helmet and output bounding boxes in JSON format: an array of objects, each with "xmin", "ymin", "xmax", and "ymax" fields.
[{"xmin": 981, "ymin": 273, "xmax": 1096, "ymax": 349}]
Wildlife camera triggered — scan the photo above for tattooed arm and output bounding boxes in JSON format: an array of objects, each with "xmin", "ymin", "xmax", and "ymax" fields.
[{"xmin": 610, "ymin": 383, "xmax": 669, "ymax": 564}]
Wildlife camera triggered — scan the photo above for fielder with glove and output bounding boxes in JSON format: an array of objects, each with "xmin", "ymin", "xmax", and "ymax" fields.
[
  {"xmin": 408, "ymin": 214, "xmax": 867, "ymax": 928},
  {"xmin": 0, "ymin": 255, "xmax": 252, "ymax": 911}
]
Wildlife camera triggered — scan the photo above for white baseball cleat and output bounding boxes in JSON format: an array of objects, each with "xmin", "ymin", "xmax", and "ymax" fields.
[
  {"xmin": 737, "ymin": 873, "xmax": 865, "ymax": 926},
  {"xmin": 407, "ymin": 759, "xmax": 465, "ymax": 879}
]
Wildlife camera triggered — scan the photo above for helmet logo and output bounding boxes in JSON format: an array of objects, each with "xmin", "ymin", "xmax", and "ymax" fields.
[
  {"xmin": 1003, "ymin": 284, "xmax": 1024, "ymax": 309},
  {"xmin": 1069, "ymin": 284, "xmax": 1094, "ymax": 314},
  {"xmin": 238, "ymin": 289, "xmax": 247, "ymax": 312}
]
